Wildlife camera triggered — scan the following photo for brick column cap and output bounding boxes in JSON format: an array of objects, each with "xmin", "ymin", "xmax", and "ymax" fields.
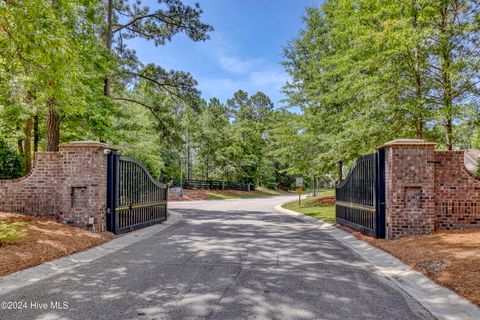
[
  {"xmin": 383, "ymin": 139, "xmax": 437, "ymax": 147},
  {"xmin": 59, "ymin": 141, "xmax": 116, "ymax": 151}
]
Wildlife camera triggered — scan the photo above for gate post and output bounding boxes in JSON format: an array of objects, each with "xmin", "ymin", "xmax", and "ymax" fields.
[
  {"xmin": 56, "ymin": 142, "xmax": 113, "ymax": 232},
  {"xmin": 383, "ymin": 139, "xmax": 437, "ymax": 239},
  {"xmin": 374, "ymin": 148, "xmax": 386, "ymax": 238},
  {"xmin": 106, "ymin": 151, "xmax": 119, "ymax": 234}
]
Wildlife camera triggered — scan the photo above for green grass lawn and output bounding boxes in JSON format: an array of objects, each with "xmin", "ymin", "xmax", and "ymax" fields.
[{"xmin": 282, "ymin": 191, "xmax": 336, "ymax": 223}]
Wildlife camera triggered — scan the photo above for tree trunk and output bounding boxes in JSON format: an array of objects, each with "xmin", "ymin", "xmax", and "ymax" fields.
[
  {"xmin": 205, "ymin": 143, "xmax": 209, "ymax": 180},
  {"xmin": 103, "ymin": 78, "xmax": 111, "ymax": 98},
  {"xmin": 24, "ymin": 118, "xmax": 33, "ymax": 173},
  {"xmin": 186, "ymin": 143, "xmax": 192, "ymax": 180},
  {"xmin": 17, "ymin": 139, "xmax": 24, "ymax": 155},
  {"xmin": 439, "ymin": 3, "xmax": 454, "ymax": 150},
  {"xmin": 33, "ymin": 113, "xmax": 39, "ymax": 152},
  {"xmin": 337, "ymin": 161, "xmax": 343, "ymax": 182},
  {"xmin": 415, "ymin": 117, "xmax": 423, "ymax": 139},
  {"xmin": 15, "ymin": 123, "xmax": 24, "ymax": 154},
  {"xmin": 103, "ymin": 0, "xmax": 114, "ymax": 97},
  {"xmin": 311, "ymin": 175, "xmax": 317, "ymax": 196},
  {"xmin": 105, "ymin": 0, "xmax": 113, "ymax": 50},
  {"xmin": 444, "ymin": 118, "xmax": 453, "ymax": 150},
  {"xmin": 46, "ymin": 101, "xmax": 60, "ymax": 152},
  {"xmin": 411, "ymin": 0, "xmax": 424, "ymax": 139}
]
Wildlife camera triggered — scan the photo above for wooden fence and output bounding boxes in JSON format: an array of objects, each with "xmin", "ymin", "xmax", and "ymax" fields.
[{"xmin": 163, "ymin": 179, "xmax": 254, "ymax": 191}]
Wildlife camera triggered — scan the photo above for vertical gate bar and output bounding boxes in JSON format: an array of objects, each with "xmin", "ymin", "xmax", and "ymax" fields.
[
  {"xmin": 139, "ymin": 166, "xmax": 141, "ymax": 222},
  {"xmin": 128, "ymin": 161, "xmax": 131, "ymax": 228},
  {"xmin": 134, "ymin": 163, "xmax": 137, "ymax": 225},
  {"xmin": 106, "ymin": 152, "xmax": 115, "ymax": 233},
  {"xmin": 376, "ymin": 148, "xmax": 386, "ymax": 238},
  {"xmin": 373, "ymin": 152, "xmax": 378, "ymax": 236},
  {"xmin": 363, "ymin": 160, "xmax": 365, "ymax": 206},
  {"xmin": 113, "ymin": 153, "xmax": 119, "ymax": 234},
  {"xmin": 122, "ymin": 159, "xmax": 125, "ymax": 211},
  {"xmin": 132, "ymin": 162, "xmax": 135, "ymax": 226},
  {"xmin": 124, "ymin": 161, "xmax": 127, "ymax": 229},
  {"xmin": 142, "ymin": 170, "xmax": 145, "ymax": 204},
  {"xmin": 123, "ymin": 160, "xmax": 126, "ymax": 229},
  {"xmin": 119, "ymin": 160, "xmax": 122, "ymax": 230}
]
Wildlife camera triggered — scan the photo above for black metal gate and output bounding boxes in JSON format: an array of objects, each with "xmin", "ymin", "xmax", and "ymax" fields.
[
  {"xmin": 106, "ymin": 152, "xmax": 167, "ymax": 234},
  {"xmin": 335, "ymin": 148, "xmax": 385, "ymax": 238}
]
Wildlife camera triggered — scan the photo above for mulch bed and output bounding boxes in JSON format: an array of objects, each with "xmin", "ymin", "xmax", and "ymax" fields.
[
  {"xmin": 313, "ymin": 194, "xmax": 335, "ymax": 206},
  {"xmin": 0, "ymin": 212, "xmax": 114, "ymax": 277},
  {"xmin": 338, "ymin": 223, "xmax": 480, "ymax": 306}
]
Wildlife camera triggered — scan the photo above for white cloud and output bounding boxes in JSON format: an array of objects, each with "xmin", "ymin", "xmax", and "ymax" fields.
[
  {"xmin": 249, "ymin": 69, "xmax": 290, "ymax": 90},
  {"xmin": 195, "ymin": 32, "xmax": 291, "ymax": 106},
  {"xmin": 218, "ymin": 56, "xmax": 262, "ymax": 74},
  {"xmin": 198, "ymin": 70, "xmax": 291, "ymax": 106},
  {"xmin": 198, "ymin": 77, "xmax": 242, "ymax": 100}
]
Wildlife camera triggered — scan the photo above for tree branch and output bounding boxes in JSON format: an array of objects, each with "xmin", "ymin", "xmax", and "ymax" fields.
[
  {"xmin": 113, "ymin": 12, "xmax": 183, "ymax": 34},
  {"xmin": 111, "ymin": 70, "xmax": 189, "ymax": 104},
  {"xmin": 113, "ymin": 13, "xmax": 158, "ymax": 33},
  {"xmin": 111, "ymin": 96, "xmax": 170, "ymax": 136}
]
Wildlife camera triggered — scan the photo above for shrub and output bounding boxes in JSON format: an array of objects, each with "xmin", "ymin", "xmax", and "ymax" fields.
[
  {"xmin": 0, "ymin": 221, "xmax": 27, "ymax": 245},
  {"xmin": 0, "ymin": 138, "xmax": 24, "ymax": 179},
  {"xmin": 476, "ymin": 164, "xmax": 480, "ymax": 178}
]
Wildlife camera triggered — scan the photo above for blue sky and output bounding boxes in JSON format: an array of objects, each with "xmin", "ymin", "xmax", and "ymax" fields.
[{"xmin": 126, "ymin": 0, "xmax": 320, "ymax": 107}]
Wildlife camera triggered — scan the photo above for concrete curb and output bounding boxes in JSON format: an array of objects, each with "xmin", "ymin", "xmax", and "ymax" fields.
[
  {"xmin": 0, "ymin": 210, "xmax": 183, "ymax": 296},
  {"xmin": 274, "ymin": 204, "xmax": 480, "ymax": 320}
]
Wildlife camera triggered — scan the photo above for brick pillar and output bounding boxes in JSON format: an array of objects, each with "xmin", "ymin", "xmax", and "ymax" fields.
[
  {"xmin": 383, "ymin": 139, "xmax": 437, "ymax": 239},
  {"xmin": 57, "ymin": 142, "xmax": 111, "ymax": 232}
]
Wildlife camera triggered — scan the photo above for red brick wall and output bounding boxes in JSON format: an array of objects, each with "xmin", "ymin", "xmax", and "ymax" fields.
[
  {"xmin": 435, "ymin": 151, "xmax": 480, "ymax": 229},
  {"xmin": 384, "ymin": 140, "xmax": 480, "ymax": 239},
  {"xmin": 0, "ymin": 142, "xmax": 110, "ymax": 232}
]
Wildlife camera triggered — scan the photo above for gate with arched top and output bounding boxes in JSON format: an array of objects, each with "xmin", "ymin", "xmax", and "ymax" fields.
[
  {"xmin": 106, "ymin": 152, "xmax": 167, "ymax": 234},
  {"xmin": 335, "ymin": 148, "xmax": 386, "ymax": 238}
]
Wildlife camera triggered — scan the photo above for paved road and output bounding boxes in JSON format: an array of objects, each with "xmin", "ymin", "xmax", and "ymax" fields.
[{"xmin": 1, "ymin": 196, "xmax": 434, "ymax": 320}]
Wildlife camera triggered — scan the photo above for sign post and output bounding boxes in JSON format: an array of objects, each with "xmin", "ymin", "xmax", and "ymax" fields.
[{"xmin": 295, "ymin": 177, "xmax": 303, "ymax": 205}]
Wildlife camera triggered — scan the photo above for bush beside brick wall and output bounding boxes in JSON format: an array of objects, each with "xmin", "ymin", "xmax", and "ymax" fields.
[
  {"xmin": 384, "ymin": 139, "xmax": 480, "ymax": 239},
  {"xmin": 0, "ymin": 142, "xmax": 110, "ymax": 232}
]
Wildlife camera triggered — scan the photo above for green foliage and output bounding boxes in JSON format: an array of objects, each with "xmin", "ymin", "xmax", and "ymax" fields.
[
  {"xmin": 0, "ymin": 0, "xmax": 335, "ymax": 189},
  {"xmin": 283, "ymin": 0, "xmax": 480, "ymax": 178},
  {"xmin": 471, "ymin": 129, "xmax": 480, "ymax": 149},
  {"xmin": 0, "ymin": 138, "xmax": 24, "ymax": 179},
  {"xmin": 15, "ymin": 0, "xmax": 480, "ymax": 190},
  {"xmin": 0, "ymin": 221, "xmax": 27, "ymax": 245},
  {"xmin": 0, "ymin": 0, "xmax": 220, "ymax": 183}
]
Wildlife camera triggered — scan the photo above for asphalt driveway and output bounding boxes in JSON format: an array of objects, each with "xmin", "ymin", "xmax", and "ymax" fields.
[{"xmin": 0, "ymin": 196, "xmax": 434, "ymax": 320}]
